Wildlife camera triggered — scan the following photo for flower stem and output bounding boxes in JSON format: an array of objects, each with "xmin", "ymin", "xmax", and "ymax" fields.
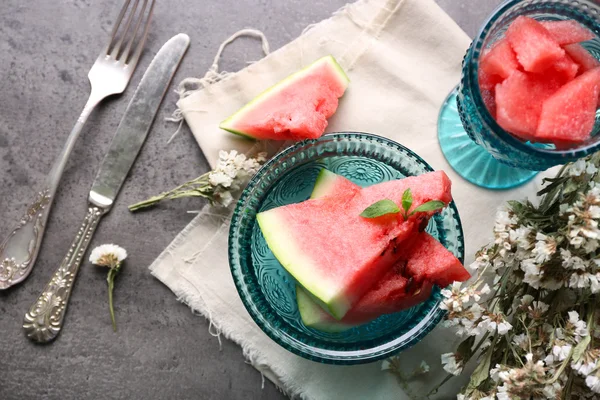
[
  {"xmin": 107, "ymin": 267, "xmax": 118, "ymax": 332},
  {"xmin": 128, "ymin": 174, "xmax": 212, "ymax": 212}
]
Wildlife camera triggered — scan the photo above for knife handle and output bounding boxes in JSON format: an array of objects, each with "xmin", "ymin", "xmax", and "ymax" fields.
[
  {"xmin": 0, "ymin": 189, "xmax": 53, "ymax": 289},
  {"xmin": 23, "ymin": 205, "xmax": 104, "ymax": 343}
]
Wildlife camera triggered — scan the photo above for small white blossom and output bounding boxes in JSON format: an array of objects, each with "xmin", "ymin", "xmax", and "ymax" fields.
[
  {"xmin": 89, "ymin": 244, "xmax": 127, "ymax": 268},
  {"xmin": 572, "ymin": 359, "xmax": 597, "ymax": 377},
  {"xmin": 512, "ymin": 333, "xmax": 528, "ymax": 350},
  {"xmin": 441, "ymin": 353, "xmax": 463, "ymax": 376},
  {"xmin": 570, "ymin": 159, "xmax": 587, "ymax": 176},
  {"xmin": 552, "ymin": 344, "xmax": 572, "ymax": 361},
  {"xmin": 208, "ymin": 170, "xmax": 233, "ymax": 188},
  {"xmin": 479, "ymin": 313, "xmax": 512, "ymax": 335},
  {"xmin": 215, "ymin": 190, "xmax": 233, "ymax": 207},
  {"xmin": 586, "ymin": 375, "xmax": 600, "ymax": 393}
]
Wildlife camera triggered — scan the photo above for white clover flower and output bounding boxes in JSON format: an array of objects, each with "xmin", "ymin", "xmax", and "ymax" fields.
[
  {"xmin": 89, "ymin": 244, "xmax": 127, "ymax": 268},
  {"xmin": 586, "ymin": 375, "xmax": 600, "ymax": 393},
  {"xmin": 441, "ymin": 352, "xmax": 463, "ymax": 376}
]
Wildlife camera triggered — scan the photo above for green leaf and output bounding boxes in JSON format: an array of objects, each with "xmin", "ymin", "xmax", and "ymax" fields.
[
  {"xmin": 572, "ymin": 335, "xmax": 591, "ymax": 363},
  {"xmin": 467, "ymin": 346, "xmax": 493, "ymax": 391},
  {"xmin": 411, "ymin": 200, "xmax": 446, "ymax": 215},
  {"xmin": 456, "ymin": 336, "xmax": 476, "ymax": 360},
  {"xmin": 360, "ymin": 199, "xmax": 400, "ymax": 218},
  {"xmin": 402, "ymin": 189, "xmax": 413, "ymax": 213}
]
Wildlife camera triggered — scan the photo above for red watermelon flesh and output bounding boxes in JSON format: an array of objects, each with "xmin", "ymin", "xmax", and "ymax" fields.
[
  {"xmin": 257, "ymin": 171, "xmax": 453, "ymax": 320},
  {"xmin": 565, "ymin": 44, "xmax": 600, "ymax": 73},
  {"xmin": 506, "ymin": 16, "xmax": 565, "ymax": 73},
  {"xmin": 479, "ymin": 68, "xmax": 503, "ymax": 91},
  {"xmin": 219, "ymin": 55, "xmax": 349, "ymax": 141},
  {"xmin": 495, "ymin": 71, "xmax": 562, "ymax": 140},
  {"xmin": 404, "ymin": 233, "xmax": 470, "ymax": 288},
  {"xmin": 480, "ymin": 39, "xmax": 520, "ymax": 80},
  {"xmin": 540, "ymin": 20, "xmax": 594, "ymax": 45},
  {"xmin": 546, "ymin": 54, "xmax": 580, "ymax": 83},
  {"xmin": 536, "ymin": 67, "xmax": 600, "ymax": 145}
]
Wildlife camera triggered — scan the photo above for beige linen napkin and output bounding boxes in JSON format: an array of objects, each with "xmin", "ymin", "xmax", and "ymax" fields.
[{"xmin": 149, "ymin": 0, "xmax": 544, "ymax": 398}]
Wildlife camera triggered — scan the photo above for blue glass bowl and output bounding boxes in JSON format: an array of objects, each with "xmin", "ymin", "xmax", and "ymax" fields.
[
  {"xmin": 439, "ymin": 0, "xmax": 600, "ymax": 189},
  {"xmin": 228, "ymin": 133, "xmax": 465, "ymax": 364}
]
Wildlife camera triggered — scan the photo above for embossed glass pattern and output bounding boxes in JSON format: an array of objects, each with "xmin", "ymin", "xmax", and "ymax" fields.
[{"xmin": 229, "ymin": 133, "xmax": 465, "ymax": 364}]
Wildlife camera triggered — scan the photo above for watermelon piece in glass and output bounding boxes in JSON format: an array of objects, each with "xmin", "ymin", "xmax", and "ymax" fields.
[
  {"xmin": 480, "ymin": 39, "xmax": 520, "ymax": 80},
  {"xmin": 506, "ymin": 16, "xmax": 565, "ymax": 73},
  {"xmin": 536, "ymin": 67, "xmax": 600, "ymax": 145},
  {"xmin": 495, "ymin": 71, "xmax": 562, "ymax": 140},
  {"xmin": 565, "ymin": 44, "xmax": 600, "ymax": 73},
  {"xmin": 540, "ymin": 20, "xmax": 595, "ymax": 45}
]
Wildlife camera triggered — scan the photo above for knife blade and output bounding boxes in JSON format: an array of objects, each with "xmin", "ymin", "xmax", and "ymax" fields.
[
  {"xmin": 89, "ymin": 33, "xmax": 190, "ymax": 208},
  {"xmin": 23, "ymin": 33, "xmax": 190, "ymax": 343}
]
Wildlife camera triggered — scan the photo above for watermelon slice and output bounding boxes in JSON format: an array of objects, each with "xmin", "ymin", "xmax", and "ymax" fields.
[
  {"xmin": 547, "ymin": 54, "xmax": 579, "ymax": 83},
  {"xmin": 219, "ymin": 55, "xmax": 349, "ymax": 141},
  {"xmin": 294, "ymin": 171, "xmax": 468, "ymax": 332},
  {"xmin": 480, "ymin": 39, "xmax": 520, "ymax": 80},
  {"xmin": 540, "ymin": 20, "xmax": 594, "ymax": 45},
  {"xmin": 565, "ymin": 44, "xmax": 600, "ymax": 73},
  {"xmin": 495, "ymin": 71, "xmax": 562, "ymax": 140},
  {"xmin": 536, "ymin": 67, "xmax": 600, "ymax": 146},
  {"xmin": 257, "ymin": 171, "xmax": 453, "ymax": 319},
  {"xmin": 506, "ymin": 16, "xmax": 565, "ymax": 73}
]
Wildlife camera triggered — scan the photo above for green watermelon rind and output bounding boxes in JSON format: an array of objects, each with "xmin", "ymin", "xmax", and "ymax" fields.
[
  {"xmin": 256, "ymin": 209, "xmax": 351, "ymax": 319},
  {"xmin": 309, "ymin": 168, "xmax": 340, "ymax": 199},
  {"xmin": 296, "ymin": 285, "xmax": 358, "ymax": 333},
  {"xmin": 219, "ymin": 55, "xmax": 350, "ymax": 140}
]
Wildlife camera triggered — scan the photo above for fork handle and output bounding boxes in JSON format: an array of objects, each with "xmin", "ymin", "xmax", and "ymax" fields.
[
  {"xmin": 0, "ymin": 94, "xmax": 102, "ymax": 290},
  {"xmin": 23, "ymin": 205, "xmax": 104, "ymax": 343}
]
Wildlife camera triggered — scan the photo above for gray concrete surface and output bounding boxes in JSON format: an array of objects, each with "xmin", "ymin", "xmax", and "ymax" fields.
[{"xmin": 0, "ymin": 1, "xmax": 502, "ymax": 399}]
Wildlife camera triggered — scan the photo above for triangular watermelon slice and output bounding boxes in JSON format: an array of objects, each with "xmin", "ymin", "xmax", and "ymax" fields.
[
  {"xmin": 257, "ymin": 170, "xmax": 453, "ymax": 320},
  {"xmin": 536, "ymin": 67, "xmax": 600, "ymax": 146},
  {"xmin": 506, "ymin": 16, "xmax": 565, "ymax": 73},
  {"xmin": 219, "ymin": 55, "xmax": 349, "ymax": 141},
  {"xmin": 295, "ymin": 171, "xmax": 468, "ymax": 332},
  {"xmin": 565, "ymin": 44, "xmax": 600, "ymax": 74}
]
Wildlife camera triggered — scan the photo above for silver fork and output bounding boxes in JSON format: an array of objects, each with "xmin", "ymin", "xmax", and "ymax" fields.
[{"xmin": 0, "ymin": 0, "xmax": 154, "ymax": 290}]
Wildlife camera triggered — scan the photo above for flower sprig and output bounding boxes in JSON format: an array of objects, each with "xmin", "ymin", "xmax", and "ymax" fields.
[
  {"xmin": 89, "ymin": 244, "xmax": 127, "ymax": 332},
  {"xmin": 128, "ymin": 150, "xmax": 267, "ymax": 211},
  {"xmin": 429, "ymin": 153, "xmax": 600, "ymax": 399}
]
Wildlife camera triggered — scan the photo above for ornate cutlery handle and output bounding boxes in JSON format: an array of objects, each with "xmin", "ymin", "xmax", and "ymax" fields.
[
  {"xmin": 0, "ymin": 190, "xmax": 53, "ymax": 289},
  {"xmin": 23, "ymin": 206, "xmax": 104, "ymax": 343},
  {"xmin": 0, "ymin": 99, "xmax": 100, "ymax": 290}
]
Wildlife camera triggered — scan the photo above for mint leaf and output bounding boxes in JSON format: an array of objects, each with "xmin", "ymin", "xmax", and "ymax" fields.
[
  {"xmin": 402, "ymin": 189, "xmax": 413, "ymax": 214},
  {"xmin": 411, "ymin": 200, "xmax": 446, "ymax": 215},
  {"xmin": 360, "ymin": 199, "xmax": 400, "ymax": 218}
]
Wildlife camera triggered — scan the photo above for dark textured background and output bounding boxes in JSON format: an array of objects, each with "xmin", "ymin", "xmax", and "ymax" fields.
[{"xmin": 0, "ymin": 1, "xmax": 502, "ymax": 398}]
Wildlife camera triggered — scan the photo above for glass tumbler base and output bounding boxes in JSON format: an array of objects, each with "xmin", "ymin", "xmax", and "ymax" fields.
[{"xmin": 437, "ymin": 89, "xmax": 537, "ymax": 190}]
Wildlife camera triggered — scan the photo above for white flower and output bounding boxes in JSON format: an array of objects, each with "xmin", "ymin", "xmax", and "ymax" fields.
[
  {"xmin": 542, "ymin": 382, "xmax": 562, "ymax": 398},
  {"xmin": 215, "ymin": 190, "xmax": 234, "ymax": 207},
  {"xmin": 522, "ymin": 259, "xmax": 542, "ymax": 289},
  {"xmin": 570, "ymin": 159, "xmax": 587, "ymax": 176},
  {"xmin": 570, "ymin": 272, "xmax": 592, "ymax": 289},
  {"xmin": 568, "ymin": 311, "xmax": 589, "ymax": 340},
  {"xmin": 479, "ymin": 313, "xmax": 512, "ymax": 335},
  {"xmin": 586, "ymin": 375, "xmax": 600, "ymax": 393},
  {"xmin": 587, "ymin": 162, "xmax": 599, "ymax": 175},
  {"xmin": 441, "ymin": 352, "xmax": 463, "ymax": 376},
  {"xmin": 208, "ymin": 170, "xmax": 233, "ymax": 188},
  {"xmin": 89, "ymin": 244, "xmax": 127, "ymax": 268},
  {"xmin": 532, "ymin": 233, "xmax": 556, "ymax": 263},
  {"xmin": 552, "ymin": 344, "xmax": 572, "ymax": 361},
  {"xmin": 584, "ymin": 239, "xmax": 599, "ymax": 253},
  {"xmin": 512, "ymin": 333, "xmax": 528, "ymax": 350},
  {"xmin": 572, "ymin": 359, "xmax": 597, "ymax": 376},
  {"xmin": 529, "ymin": 301, "xmax": 549, "ymax": 318},
  {"xmin": 591, "ymin": 273, "xmax": 600, "ymax": 294}
]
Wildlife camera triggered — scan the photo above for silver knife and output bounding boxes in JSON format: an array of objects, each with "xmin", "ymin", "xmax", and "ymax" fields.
[{"xmin": 23, "ymin": 33, "xmax": 190, "ymax": 343}]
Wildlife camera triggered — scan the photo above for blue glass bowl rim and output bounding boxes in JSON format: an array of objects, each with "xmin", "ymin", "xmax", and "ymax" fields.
[
  {"xmin": 465, "ymin": 0, "xmax": 600, "ymax": 161},
  {"xmin": 228, "ymin": 132, "xmax": 465, "ymax": 364}
]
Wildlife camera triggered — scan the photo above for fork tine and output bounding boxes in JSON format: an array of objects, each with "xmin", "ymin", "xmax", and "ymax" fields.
[
  {"xmin": 110, "ymin": 0, "xmax": 141, "ymax": 59},
  {"xmin": 120, "ymin": 0, "xmax": 148, "ymax": 63},
  {"xmin": 104, "ymin": 0, "xmax": 132, "ymax": 55},
  {"xmin": 126, "ymin": 0, "xmax": 154, "ymax": 67}
]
